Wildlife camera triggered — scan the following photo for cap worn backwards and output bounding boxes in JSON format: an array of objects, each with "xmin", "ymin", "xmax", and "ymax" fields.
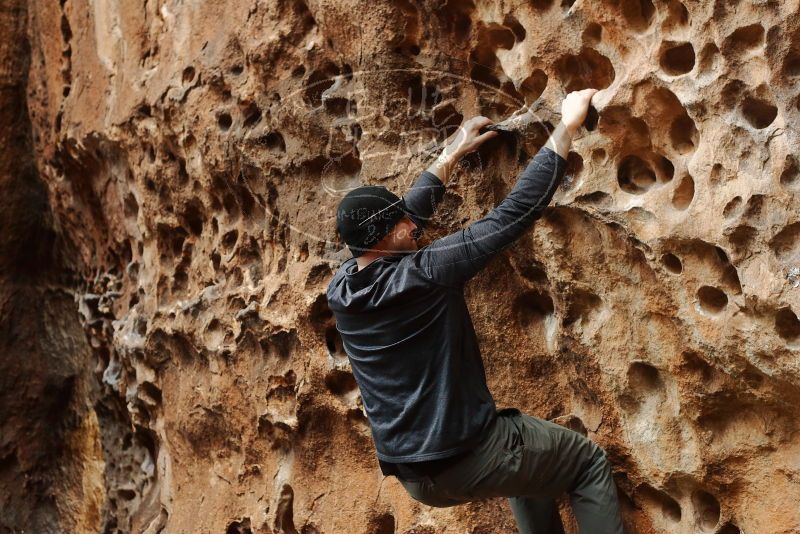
[{"xmin": 336, "ymin": 185, "xmax": 413, "ymax": 257}]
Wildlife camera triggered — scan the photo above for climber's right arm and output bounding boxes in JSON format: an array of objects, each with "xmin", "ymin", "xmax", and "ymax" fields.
[
  {"xmin": 423, "ymin": 116, "xmax": 498, "ymax": 185},
  {"xmin": 400, "ymin": 115, "xmax": 499, "ymax": 234},
  {"xmin": 410, "ymin": 89, "xmax": 597, "ymax": 288},
  {"xmin": 545, "ymin": 89, "xmax": 598, "ymax": 159}
]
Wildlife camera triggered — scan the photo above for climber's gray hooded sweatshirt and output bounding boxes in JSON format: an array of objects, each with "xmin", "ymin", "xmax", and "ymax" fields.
[{"xmin": 326, "ymin": 146, "xmax": 567, "ymax": 470}]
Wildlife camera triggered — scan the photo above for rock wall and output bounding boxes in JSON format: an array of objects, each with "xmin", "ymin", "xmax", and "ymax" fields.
[{"xmin": 3, "ymin": 0, "xmax": 800, "ymax": 532}]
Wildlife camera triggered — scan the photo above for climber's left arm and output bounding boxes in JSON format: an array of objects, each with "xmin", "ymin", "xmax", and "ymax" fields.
[{"xmin": 401, "ymin": 115, "xmax": 498, "ymax": 231}]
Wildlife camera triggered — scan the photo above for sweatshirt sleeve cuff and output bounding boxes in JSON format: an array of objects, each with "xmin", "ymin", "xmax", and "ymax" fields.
[{"xmin": 538, "ymin": 145, "xmax": 568, "ymax": 168}]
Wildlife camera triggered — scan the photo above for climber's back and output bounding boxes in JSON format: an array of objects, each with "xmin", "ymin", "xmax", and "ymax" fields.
[{"xmin": 326, "ymin": 251, "xmax": 498, "ymax": 464}]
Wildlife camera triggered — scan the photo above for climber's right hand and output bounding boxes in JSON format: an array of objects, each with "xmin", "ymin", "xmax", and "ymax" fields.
[
  {"xmin": 444, "ymin": 116, "xmax": 499, "ymax": 159},
  {"xmin": 561, "ymin": 88, "xmax": 599, "ymax": 136}
]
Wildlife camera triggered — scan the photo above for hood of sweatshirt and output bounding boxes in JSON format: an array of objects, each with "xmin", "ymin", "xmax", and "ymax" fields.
[{"xmin": 325, "ymin": 253, "xmax": 416, "ymax": 313}]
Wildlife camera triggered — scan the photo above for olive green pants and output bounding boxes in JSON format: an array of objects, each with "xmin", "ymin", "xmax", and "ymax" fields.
[{"xmin": 397, "ymin": 408, "xmax": 624, "ymax": 534}]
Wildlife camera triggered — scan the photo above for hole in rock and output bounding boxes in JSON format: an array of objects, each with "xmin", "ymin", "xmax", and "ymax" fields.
[
  {"xmin": 640, "ymin": 85, "xmax": 698, "ymax": 154},
  {"xmin": 562, "ymin": 152, "xmax": 584, "ymax": 189},
  {"xmin": 576, "ymin": 190, "xmax": 612, "ymax": 207},
  {"xmin": 230, "ymin": 64, "xmax": 244, "ymax": 76},
  {"xmin": 325, "ymin": 325, "xmax": 346, "ymax": 359},
  {"xmin": 561, "ymin": 0, "xmax": 576, "ymax": 10},
  {"xmin": 512, "ymin": 257, "xmax": 549, "ymax": 284},
  {"xmin": 173, "ymin": 269, "xmax": 188, "ymax": 293},
  {"xmin": 324, "ymin": 95, "xmax": 356, "ymax": 116},
  {"xmin": 390, "ymin": 0, "xmax": 421, "ymax": 56},
  {"xmin": 275, "ymin": 484, "xmax": 297, "ymax": 534},
  {"xmin": 182, "ymin": 66, "xmax": 195, "ymax": 84},
  {"xmin": 720, "ymin": 80, "xmax": 747, "ymax": 111},
  {"xmin": 293, "ymin": 0, "xmax": 316, "ymax": 32},
  {"xmin": 581, "ymin": 105, "xmax": 599, "ymax": 131},
  {"xmin": 680, "ymin": 350, "xmax": 713, "ymax": 382},
  {"xmin": 260, "ymin": 132, "xmax": 286, "ymax": 153},
  {"xmin": 438, "ymin": 0, "xmax": 473, "ymax": 40},
  {"xmin": 369, "ymin": 513, "xmax": 396, "ymax": 534},
  {"xmin": 723, "ymin": 196, "xmax": 742, "ymax": 219},
  {"xmin": 520, "ymin": 69, "xmax": 548, "ymax": 104},
  {"xmin": 221, "ymin": 230, "xmax": 239, "ymax": 250},
  {"xmin": 627, "ymin": 361, "xmax": 663, "ymax": 392},
  {"xmin": 222, "ymin": 192, "xmax": 240, "ymax": 220},
  {"xmin": 531, "ymin": 0, "xmax": 554, "ymax": 9},
  {"xmin": 672, "ymin": 175, "xmax": 694, "ymax": 210},
  {"xmin": 180, "ymin": 201, "xmax": 205, "ymax": 236},
  {"xmin": 432, "ymin": 103, "xmax": 463, "ymax": 139},
  {"xmin": 513, "ymin": 290, "xmax": 555, "ymax": 327},
  {"xmin": 123, "ymin": 192, "xmax": 139, "ymax": 218},
  {"xmin": 242, "ymin": 102, "xmax": 262, "ymax": 128},
  {"xmin": 741, "ymin": 95, "xmax": 777, "ymax": 129},
  {"xmin": 662, "ymin": 0, "xmax": 689, "ymax": 30},
  {"xmin": 638, "ymin": 484, "xmax": 682, "ymax": 522},
  {"xmin": 769, "ymin": 222, "xmax": 800, "ymax": 262},
  {"xmin": 591, "ymin": 148, "xmax": 607, "ymax": 164},
  {"xmin": 660, "ymin": 42, "xmax": 695, "ymax": 75},
  {"xmin": 697, "ymin": 43, "xmax": 720, "ymax": 75},
  {"xmin": 718, "ymin": 524, "xmax": 740, "ymax": 534},
  {"xmin": 742, "ymin": 194, "xmax": 764, "ymax": 220},
  {"xmin": 659, "ymin": 156, "xmax": 675, "ymax": 181},
  {"xmin": 723, "ymin": 24, "xmax": 765, "ymax": 56},
  {"xmin": 661, "ymin": 253, "xmax": 682, "ymax": 274},
  {"xmin": 783, "ymin": 51, "xmax": 800, "ymax": 77},
  {"xmin": 775, "ymin": 307, "xmax": 800, "ymax": 342},
  {"xmin": 563, "ymin": 289, "xmax": 602, "ymax": 325},
  {"xmin": 469, "ymin": 51, "xmax": 502, "ymax": 90},
  {"xmin": 309, "ymin": 293, "xmax": 333, "ymax": 324},
  {"xmin": 324, "ymin": 369, "xmax": 358, "ymax": 395},
  {"xmin": 617, "ymin": 0, "xmax": 656, "ymax": 32},
  {"xmin": 697, "ymin": 286, "xmax": 727, "ymax": 314},
  {"xmin": 292, "ymin": 64, "xmax": 306, "ymax": 78},
  {"xmin": 691, "ymin": 490, "xmax": 720, "ymax": 532},
  {"xmin": 333, "ymin": 153, "xmax": 362, "ymax": 175},
  {"xmin": 304, "ymin": 64, "xmax": 339, "ymax": 107},
  {"xmin": 669, "ymin": 114, "xmax": 697, "ymax": 154},
  {"xmin": 407, "ymin": 75, "xmax": 442, "ymax": 111},
  {"xmin": 554, "ymin": 48, "xmax": 615, "ymax": 92},
  {"xmin": 583, "ymin": 22, "xmax": 602, "ymax": 44},
  {"xmin": 217, "ymin": 112, "xmax": 233, "ymax": 131},
  {"xmin": 226, "ymin": 518, "xmax": 252, "ymax": 534},
  {"xmin": 261, "ymin": 329, "xmax": 297, "ymax": 359},
  {"xmin": 117, "ymin": 488, "xmax": 137, "ymax": 501},
  {"xmin": 726, "ymin": 225, "xmax": 756, "ymax": 255},
  {"xmin": 781, "ymin": 155, "xmax": 799, "ymax": 187},
  {"xmin": 140, "ymin": 381, "xmax": 163, "ymax": 405},
  {"xmin": 503, "ymin": 14, "xmax": 526, "ymax": 41},
  {"xmin": 618, "ymin": 155, "xmax": 656, "ymax": 194}
]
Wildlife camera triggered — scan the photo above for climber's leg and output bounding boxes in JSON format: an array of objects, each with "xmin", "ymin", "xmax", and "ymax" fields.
[
  {"xmin": 566, "ymin": 442, "xmax": 624, "ymax": 533},
  {"xmin": 508, "ymin": 496, "xmax": 565, "ymax": 534},
  {"xmin": 417, "ymin": 408, "xmax": 623, "ymax": 534},
  {"xmin": 511, "ymin": 413, "xmax": 624, "ymax": 534}
]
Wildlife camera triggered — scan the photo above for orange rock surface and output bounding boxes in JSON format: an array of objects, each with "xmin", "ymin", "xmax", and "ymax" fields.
[{"xmin": 2, "ymin": 0, "xmax": 799, "ymax": 532}]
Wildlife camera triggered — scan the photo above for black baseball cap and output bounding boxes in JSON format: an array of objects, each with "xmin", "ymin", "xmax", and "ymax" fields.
[{"xmin": 335, "ymin": 185, "xmax": 418, "ymax": 257}]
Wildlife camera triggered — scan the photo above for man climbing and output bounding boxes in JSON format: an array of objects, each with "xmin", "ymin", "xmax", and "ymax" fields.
[{"xmin": 326, "ymin": 88, "xmax": 624, "ymax": 534}]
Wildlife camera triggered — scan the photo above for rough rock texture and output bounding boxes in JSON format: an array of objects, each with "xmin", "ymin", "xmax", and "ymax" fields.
[{"xmin": 2, "ymin": 0, "xmax": 800, "ymax": 532}]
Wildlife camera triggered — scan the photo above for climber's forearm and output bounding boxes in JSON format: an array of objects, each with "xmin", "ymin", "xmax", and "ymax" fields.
[
  {"xmin": 543, "ymin": 121, "xmax": 574, "ymax": 160},
  {"xmin": 424, "ymin": 143, "xmax": 465, "ymax": 185}
]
